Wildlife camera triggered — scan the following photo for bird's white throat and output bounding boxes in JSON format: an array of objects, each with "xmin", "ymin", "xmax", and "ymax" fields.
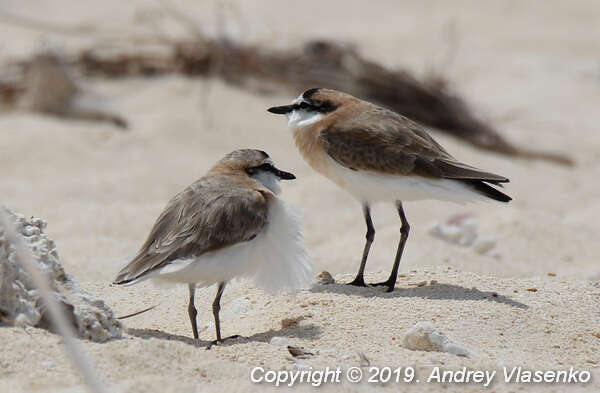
[
  {"xmin": 287, "ymin": 110, "xmax": 324, "ymax": 129},
  {"xmin": 252, "ymin": 170, "xmax": 282, "ymax": 194}
]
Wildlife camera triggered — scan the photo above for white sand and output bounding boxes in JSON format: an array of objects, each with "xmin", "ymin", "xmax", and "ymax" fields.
[{"xmin": 1, "ymin": 1, "xmax": 599, "ymax": 392}]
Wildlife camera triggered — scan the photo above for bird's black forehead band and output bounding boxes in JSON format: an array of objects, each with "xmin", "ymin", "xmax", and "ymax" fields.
[
  {"xmin": 302, "ymin": 88, "xmax": 320, "ymax": 100},
  {"xmin": 258, "ymin": 150, "xmax": 269, "ymax": 158}
]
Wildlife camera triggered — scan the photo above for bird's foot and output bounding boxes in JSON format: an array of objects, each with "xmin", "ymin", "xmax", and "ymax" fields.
[
  {"xmin": 205, "ymin": 334, "xmax": 241, "ymax": 350},
  {"xmin": 371, "ymin": 279, "xmax": 396, "ymax": 292},
  {"xmin": 346, "ymin": 276, "xmax": 368, "ymax": 287}
]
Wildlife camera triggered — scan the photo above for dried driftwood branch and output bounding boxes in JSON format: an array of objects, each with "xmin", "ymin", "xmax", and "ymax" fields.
[
  {"xmin": 1, "ymin": 53, "xmax": 127, "ymax": 128},
  {"xmin": 0, "ymin": 14, "xmax": 572, "ymax": 164}
]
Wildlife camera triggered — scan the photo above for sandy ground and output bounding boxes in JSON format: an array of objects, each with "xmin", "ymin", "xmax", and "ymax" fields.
[{"xmin": 1, "ymin": 0, "xmax": 600, "ymax": 392}]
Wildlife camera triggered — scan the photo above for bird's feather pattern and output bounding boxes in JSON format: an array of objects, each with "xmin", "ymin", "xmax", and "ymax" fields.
[
  {"xmin": 320, "ymin": 106, "xmax": 508, "ymax": 183},
  {"xmin": 114, "ymin": 174, "xmax": 268, "ymax": 284}
]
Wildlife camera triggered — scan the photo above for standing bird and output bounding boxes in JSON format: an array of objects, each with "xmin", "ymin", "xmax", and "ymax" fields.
[
  {"xmin": 268, "ymin": 88, "xmax": 510, "ymax": 292},
  {"xmin": 113, "ymin": 149, "xmax": 313, "ymax": 345}
]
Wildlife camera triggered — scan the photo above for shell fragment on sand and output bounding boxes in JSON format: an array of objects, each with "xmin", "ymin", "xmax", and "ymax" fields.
[{"xmin": 403, "ymin": 322, "xmax": 473, "ymax": 358}]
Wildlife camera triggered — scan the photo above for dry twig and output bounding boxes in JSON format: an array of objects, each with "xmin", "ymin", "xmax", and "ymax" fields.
[{"xmin": 0, "ymin": 11, "xmax": 572, "ymax": 165}]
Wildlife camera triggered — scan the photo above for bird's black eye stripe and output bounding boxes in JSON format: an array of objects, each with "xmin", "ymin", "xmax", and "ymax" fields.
[
  {"xmin": 291, "ymin": 100, "xmax": 336, "ymax": 113},
  {"xmin": 247, "ymin": 163, "xmax": 275, "ymax": 175},
  {"xmin": 259, "ymin": 163, "xmax": 274, "ymax": 171},
  {"xmin": 291, "ymin": 102, "xmax": 311, "ymax": 111}
]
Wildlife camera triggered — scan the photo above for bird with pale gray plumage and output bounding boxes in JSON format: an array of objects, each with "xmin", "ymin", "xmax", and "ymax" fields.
[
  {"xmin": 113, "ymin": 149, "xmax": 313, "ymax": 347},
  {"xmin": 268, "ymin": 88, "xmax": 511, "ymax": 292}
]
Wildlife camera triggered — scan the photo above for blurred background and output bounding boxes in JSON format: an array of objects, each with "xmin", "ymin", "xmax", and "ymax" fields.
[{"xmin": 1, "ymin": 0, "xmax": 599, "ymax": 284}]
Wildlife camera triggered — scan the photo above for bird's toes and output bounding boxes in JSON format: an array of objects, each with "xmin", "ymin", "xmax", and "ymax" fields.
[
  {"xmin": 370, "ymin": 280, "xmax": 396, "ymax": 292},
  {"xmin": 205, "ymin": 335, "xmax": 242, "ymax": 350},
  {"xmin": 346, "ymin": 277, "xmax": 368, "ymax": 287}
]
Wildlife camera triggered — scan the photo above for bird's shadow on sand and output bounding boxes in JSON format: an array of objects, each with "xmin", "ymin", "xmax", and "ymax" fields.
[
  {"xmin": 310, "ymin": 282, "xmax": 528, "ymax": 309},
  {"xmin": 126, "ymin": 323, "xmax": 322, "ymax": 348}
]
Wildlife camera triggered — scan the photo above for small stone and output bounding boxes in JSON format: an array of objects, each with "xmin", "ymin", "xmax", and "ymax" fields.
[
  {"xmin": 316, "ymin": 271, "xmax": 334, "ymax": 285},
  {"xmin": 526, "ymin": 288, "xmax": 538, "ymax": 292},
  {"xmin": 430, "ymin": 280, "xmax": 438, "ymax": 285},
  {"xmin": 269, "ymin": 336, "xmax": 289, "ymax": 347},
  {"xmin": 593, "ymin": 332, "xmax": 600, "ymax": 339},
  {"xmin": 409, "ymin": 281, "xmax": 427, "ymax": 287},
  {"xmin": 403, "ymin": 322, "xmax": 473, "ymax": 357},
  {"xmin": 547, "ymin": 272, "xmax": 556, "ymax": 277},
  {"xmin": 288, "ymin": 346, "xmax": 313, "ymax": 359}
]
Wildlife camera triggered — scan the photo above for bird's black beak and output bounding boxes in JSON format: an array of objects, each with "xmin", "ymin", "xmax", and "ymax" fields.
[
  {"xmin": 273, "ymin": 167, "xmax": 296, "ymax": 180},
  {"xmin": 267, "ymin": 105, "xmax": 293, "ymax": 115}
]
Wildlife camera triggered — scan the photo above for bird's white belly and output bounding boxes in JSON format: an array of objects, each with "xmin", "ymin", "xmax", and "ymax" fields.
[
  {"xmin": 151, "ymin": 197, "xmax": 313, "ymax": 293},
  {"xmin": 324, "ymin": 157, "xmax": 481, "ymax": 204}
]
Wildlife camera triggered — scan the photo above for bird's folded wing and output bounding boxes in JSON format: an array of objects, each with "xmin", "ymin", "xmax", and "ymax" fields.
[
  {"xmin": 320, "ymin": 112, "xmax": 508, "ymax": 183},
  {"xmin": 114, "ymin": 182, "xmax": 269, "ymax": 284}
]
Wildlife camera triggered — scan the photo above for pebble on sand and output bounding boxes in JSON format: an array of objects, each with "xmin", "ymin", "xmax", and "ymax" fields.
[
  {"xmin": 403, "ymin": 322, "xmax": 473, "ymax": 357},
  {"xmin": 316, "ymin": 271, "xmax": 335, "ymax": 285},
  {"xmin": 287, "ymin": 346, "xmax": 314, "ymax": 359}
]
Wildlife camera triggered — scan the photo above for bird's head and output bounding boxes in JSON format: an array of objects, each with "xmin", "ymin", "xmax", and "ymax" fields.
[
  {"xmin": 268, "ymin": 88, "xmax": 357, "ymax": 129},
  {"xmin": 216, "ymin": 149, "xmax": 295, "ymax": 194}
]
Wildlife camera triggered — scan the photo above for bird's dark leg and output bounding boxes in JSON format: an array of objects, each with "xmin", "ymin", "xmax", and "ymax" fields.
[
  {"xmin": 373, "ymin": 201, "xmax": 410, "ymax": 292},
  {"xmin": 188, "ymin": 283, "xmax": 199, "ymax": 339},
  {"xmin": 212, "ymin": 282, "xmax": 226, "ymax": 342},
  {"xmin": 347, "ymin": 203, "xmax": 375, "ymax": 287},
  {"xmin": 206, "ymin": 282, "xmax": 240, "ymax": 349}
]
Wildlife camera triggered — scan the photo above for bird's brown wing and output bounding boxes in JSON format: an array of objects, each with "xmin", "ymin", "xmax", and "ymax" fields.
[
  {"xmin": 321, "ymin": 108, "xmax": 508, "ymax": 183},
  {"xmin": 114, "ymin": 176, "xmax": 269, "ymax": 284}
]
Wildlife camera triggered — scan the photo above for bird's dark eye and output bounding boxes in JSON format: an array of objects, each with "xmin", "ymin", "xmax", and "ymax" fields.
[
  {"xmin": 259, "ymin": 163, "xmax": 274, "ymax": 171},
  {"xmin": 299, "ymin": 102, "xmax": 309, "ymax": 110},
  {"xmin": 247, "ymin": 163, "xmax": 274, "ymax": 175}
]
